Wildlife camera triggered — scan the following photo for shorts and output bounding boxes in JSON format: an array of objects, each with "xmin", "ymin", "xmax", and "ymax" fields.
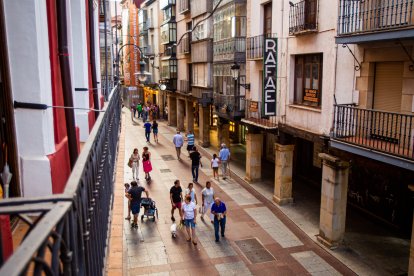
[
  {"xmin": 187, "ymin": 144, "xmax": 194, "ymax": 151},
  {"xmin": 172, "ymin": 202, "xmax": 182, "ymax": 209},
  {"xmin": 153, "ymin": 129, "xmax": 158, "ymax": 134},
  {"xmin": 213, "ymin": 167, "xmax": 219, "ymax": 172},
  {"xmin": 184, "ymin": 218, "xmax": 196, "ymax": 228},
  {"xmin": 131, "ymin": 202, "xmax": 141, "ymax": 215}
]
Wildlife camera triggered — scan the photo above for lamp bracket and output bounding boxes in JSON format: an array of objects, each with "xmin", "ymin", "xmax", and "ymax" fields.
[
  {"xmin": 342, "ymin": 44, "xmax": 362, "ymax": 71},
  {"xmin": 397, "ymin": 40, "xmax": 414, "ymax": 71}
]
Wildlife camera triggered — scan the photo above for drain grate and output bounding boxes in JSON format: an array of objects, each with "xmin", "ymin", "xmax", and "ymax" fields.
[
  {"xmin": 160, "ymin": 169, "xmax": 171, "ymax": 173},
  {"xmin": 161, "ymin": 155, "xmax": 175, "ymax": 161},
  {"xmin": 235, "ymin": 238, "xmax": 276, "ymax": 264}
]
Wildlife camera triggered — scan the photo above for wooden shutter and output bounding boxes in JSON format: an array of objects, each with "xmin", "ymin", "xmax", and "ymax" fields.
[{"xmin": 373, "ymin": 62, "xmax": 403, "ymax": 112}]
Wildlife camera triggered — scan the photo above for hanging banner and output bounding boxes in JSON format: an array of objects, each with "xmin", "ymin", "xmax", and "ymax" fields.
[{"xmin": 262, "ymin": 38, "xmax": 277, "ymax": 117}]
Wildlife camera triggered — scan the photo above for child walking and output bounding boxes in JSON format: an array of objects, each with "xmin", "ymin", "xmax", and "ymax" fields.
[{"xmin": 211, "ymin": 154, "xmax": 220, "ymax": 180}]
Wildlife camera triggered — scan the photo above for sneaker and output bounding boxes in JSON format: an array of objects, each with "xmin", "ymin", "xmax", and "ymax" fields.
[
  {"xmin": 221, "ymin": 234, "xmax": 225, "ymax": 238},
  {"xmin": 171, "ymin": 216, "xmax": 175, "ymax": 222},
  {"xmin": 215, "ymin": 239, "xmax": 220, "ymax": 243}
]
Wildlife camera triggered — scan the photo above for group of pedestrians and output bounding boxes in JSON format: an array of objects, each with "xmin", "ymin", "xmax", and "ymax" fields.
[
  {"xmin": 170, "ymin": 180, "xmax": 227, "ymax": 244},
  {"xmin": 128, "ymin": 147, "xmax": 153, "ymax": 181},
  {"xmin": 143, "ymin": 120, "xmax": 159, "ymax": 143},
  {"xmin": 131, "ymin": 101, "xmax": 160, "ymax": 122}
]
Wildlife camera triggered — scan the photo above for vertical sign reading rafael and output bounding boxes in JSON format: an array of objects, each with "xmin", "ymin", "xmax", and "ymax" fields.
[{"xmin": 263, "ymin": 38, "xmax": 277, "ymax": 116}]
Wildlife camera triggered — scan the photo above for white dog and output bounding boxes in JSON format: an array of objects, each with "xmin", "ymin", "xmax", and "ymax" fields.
[{"xmin": 170, "ymin": 222, "xmax": 177, "ymax": 238}]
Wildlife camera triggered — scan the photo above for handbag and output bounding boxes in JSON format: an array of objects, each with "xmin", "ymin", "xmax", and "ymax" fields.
[
  {"xmin": 127, "ymin": 158, "xmax": 133, "ymax": 168},
  {"xmin": 143, "ymin": 160, "xmax": 153, "ymax": 173}
]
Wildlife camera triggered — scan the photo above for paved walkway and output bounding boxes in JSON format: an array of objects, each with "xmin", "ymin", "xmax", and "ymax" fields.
[{"xmin": 107, "ymin": 108, "xmax": 356, "ymax": 275}]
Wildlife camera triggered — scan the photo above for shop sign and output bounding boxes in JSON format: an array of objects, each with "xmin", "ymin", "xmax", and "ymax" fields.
[
  {"xmin": 303, "ymin": 89, "xmax": 319, "ymax": 103},
  {"xmin": 249, "ymin": 101, "xmax": 258, "ymax": 112},
  {"xmin": 263, "ymin": 38, "xmax": 277, "ymax": 116}
]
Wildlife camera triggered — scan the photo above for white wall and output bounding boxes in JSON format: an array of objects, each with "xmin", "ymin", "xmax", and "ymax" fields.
[
  {"xmin": 71, "ymin": 0, "xmax": 91, "ymax": 141},
  {"xmin": 3, "ymin": 0, "xmax": 55, "ymax": 196}
]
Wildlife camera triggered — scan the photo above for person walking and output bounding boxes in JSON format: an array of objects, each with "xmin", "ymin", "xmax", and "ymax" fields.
[
  {"xmin": 131, "ymin": 101, "xmax": 137, "ymax": 118},
  {"xmin": 185, "ymin": 130, "xmax": 195, "ymax": 156},
  {"xmin": 142, "ymin": 104, "xmax": 149, "ymax": 122},
  {"xmin": 211, "ymin": 154, "xmax": 220, "ymax": 180},
  {"xmin": 211, "ymin": 197, "xmax": 227, "ymax": 242},
  {"xmin": 181, "ymin": 195, "xmax": 198, "ymax": 245},
  {"xmin": 172, "ymin": 130, "xmax": 184, "ymax": 160},
  {"xmin": 201, "ymin": 181, "xmax": 215, "ymax": 223},
  {"xmin": 189, "ymin": 146, "xmax": 202, "ymax": 184},
  {"xmin": 144, "ymin": 120, "xmax": 152, "ymax": 143},
  {"xmin": 170, "ymin": 180, "xmax": 183, "ymax": 222},
  {"xmin": 126, "ymin": 181, "xmax": 149, "ymax": 228},
  {"xmin": 152, "ymin": 120, "xmax": 159, "ymax": 143},
  {"xmin": 219, "ymin": 144, "xmax": 231, "ymax": 180},
  {"xmin": 142, "ymin": 147, "xmax": 152, "ymax": 180},
  {"xmin": 129, "ymin": 148, "xmax": 140, "ymax": 180},
  {"xmin": 137, "ymin": 102, "xmax": 143, "ymax": 118},
  {"xmin": 185, "ymin": 183, "xmax": 198, "ymax": 204}
]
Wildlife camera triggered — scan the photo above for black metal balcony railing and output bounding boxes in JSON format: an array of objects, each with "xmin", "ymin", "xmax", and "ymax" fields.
[
  {"xmin": 214, "ymin": 94, "xmax": 245, "ymax": 119},
  {"xmin": 289, "ymin": 0, "xmax": 318, "ymax": 35},
  {"xmin": 246, "ymin": 33, "xmax": 277, "ymax": 60},
  {"xmin": 0, "ymin": 86, "xmax": 122, "ymax": 275},
  {"xmin": 243, "ymin": 99, "xmax": 278, "ymax": 128},
  {"xmin": 179, "ymin": 79, "xmax": 191, "ymax": 94},
  {"xmin": 179, "ymin": 36, "xmax": 191, "ymax": 54},
  {"xmin": 338, "ymin": 0, "xmax": 414, "ymax": 36},
  {"xmin": 178, "ymin": 0, "xmax": 190, "ymax": 13},
  {"xmin": 332, "ymin": 104, "xmax": 414, "ymax": 160}
]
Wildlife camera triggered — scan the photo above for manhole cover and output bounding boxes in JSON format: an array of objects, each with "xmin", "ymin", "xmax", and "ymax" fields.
[
  {"xmin": 235, "ymin": 238, "xmax": 276, "ymax": 264},
  {"xmin": 160, "ymin": 169, "xmax": 171, "ymax": 173},
  {"xmin": 161, "ymin": 155, "xmax": 175, "ymax": 161}
]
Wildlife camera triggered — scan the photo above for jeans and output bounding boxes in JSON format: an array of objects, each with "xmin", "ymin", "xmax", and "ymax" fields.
[
  {"xmin": 213, "ymin": 216, "xmax": 226, "ymax": 241},
  {"xmin": 191, "ymin": 165, "xmax": 199, "ymax": 182},
  {"xmin": 145, "ymin": 131, "xmax": 150, "ymax": 142}
]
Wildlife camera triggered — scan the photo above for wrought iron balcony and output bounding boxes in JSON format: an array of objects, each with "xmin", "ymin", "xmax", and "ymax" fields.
[
  {"xmin": 337, "ymin": 0, "xmax": 414, "ymax": 43},
  {"xmin": 289, "ymin": 0, "xmax": 318, "ymax": 35},
  {"xmin": 214, "ymin": 94, "xmax": 245, "ymax": 120},
  {"xmin": 332, "ymin": 104, "xmax": 414, "ymax": 162},
  {"xmin": 242, "ymin": 99, "xmax": 278, "ymax": 129},
  {"xmin": 213, "ymin": 37, "xmax": 246, "ymax": 63},
  {"xmin": 178, "ymin": 0, "xmax": 190, "ymax": 13},
  {"xmin": 178, "ymin": 79, "xmax": 191, "ymax": 94},
  {"xmin": 0, "ymin": 86, "xmax": 122, "ymax": 275},
  {"xmin": 246, "ymin": 33, "xmax": 277, "ymax": 60},
  {"xmin": 179, "ymin": 36, "xmax": 191, "ymax": 54}
]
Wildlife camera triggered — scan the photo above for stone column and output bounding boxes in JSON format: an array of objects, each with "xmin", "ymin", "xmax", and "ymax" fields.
[
  {"xmin": 198, "ymin": 104, "xmax": 210, "ymax": 147},
  {"xmin": 317, "ymin": 153, "xmax": 350, "ymax": 249},
  {"xmin": 185, "ymin": 99, "xmax": 194, "ymax": 132},
  {"xmin": 273, "ymin": 143, "xmax": 294, "ymax": 205},
  {"xmin": 245, "ymin": 133, "xmax": 263, "ymax": 182},
  {"xmin": 176, "ymin": 99, "xmax": 185, "ymax": 131},
  {"xmin": 167, "ymin": 95, "xmax": 177, "ymax": 126}
]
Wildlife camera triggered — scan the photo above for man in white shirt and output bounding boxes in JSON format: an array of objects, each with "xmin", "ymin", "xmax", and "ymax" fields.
[
  {"xmin": 172, "ymin": 130, "xmax": 184, "ymax": 160},
  {"xmin": 201, "ymin": 181, "xmax": 215, "ymax": 223},
  {"xmin": 219, "ymin": 143, "xmax": 231, "ymax": 179}
]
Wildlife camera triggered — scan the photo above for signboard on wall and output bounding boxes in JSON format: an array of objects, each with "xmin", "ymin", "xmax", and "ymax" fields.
[{"xmin": 262, "ymin": 38, "xmax": 277, "ymax": 116}]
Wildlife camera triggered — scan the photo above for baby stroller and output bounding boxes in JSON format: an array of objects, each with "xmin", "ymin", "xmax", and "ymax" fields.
[{"xmin": 140, "ymin": 197, "xmax": 158, "ymax": 222}]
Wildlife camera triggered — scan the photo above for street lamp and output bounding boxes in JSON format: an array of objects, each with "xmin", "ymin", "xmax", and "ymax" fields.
[
  {"xmin": 115, "ymin": 43, "xmax": 152, "ymax": 85},
  {"xmin": 134, "ymin": 59, "xmax": 151, "ymax": 83}
]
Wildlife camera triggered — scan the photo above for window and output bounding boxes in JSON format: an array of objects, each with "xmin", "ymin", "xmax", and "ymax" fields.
[
  {"xmin": 160, "ymin": 0, "xmax": 176, "ymax": 10},
  {"xmin": 161, "ymin": 59, "xmax": 177, "ymax": 79},
  {"xmin": 193, "ymin": 23, "xmax": 205, "ymax": 40},
  {"xmin": 294, "ymin": 54, "xmax": 322, "ymax": 107},
  {"xmin": 263, "ymin": 2, "xmax": 272, "ymax": 35},
  {"xmin": 163, "ymin": 6, "xmax": 176, "ymax": 22},
  {"xmin": 160, "ymin": 22, "xmax": 177, "ymax": 44}
]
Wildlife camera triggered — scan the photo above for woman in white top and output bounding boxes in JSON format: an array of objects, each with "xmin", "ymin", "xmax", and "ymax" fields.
[
  {"xmin": 130, "ymin": 148, "xmax": 140, "ymax": 180},
  {"xmin": 184, "ymin": 183, "xmax": 198, "ymax": 204},
  {"xmin": 181, "ymin": 195, "xmax": 198, "ymax": 245},
  {"xmin": 211, "ymin": 154, "xmax": 220, "ymax": 180},
  {"xmin": 201, "ymin": 181, "xmax": 215, "ymax": 223}
]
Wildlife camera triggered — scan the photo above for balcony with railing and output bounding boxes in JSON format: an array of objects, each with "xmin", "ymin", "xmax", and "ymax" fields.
[
  {"xmin": 337, "ymin": 0, "xmax": 414, "ymax": 43},
  {"xmin": 242, "ymin": 99, "xmax": 278, "ymax": 129},
  {"xmin": 178, "ymin": 79, "xmax": 191, "ymax": 94},
  {"xmin": 139, "ymin": 22, "xmax": 148, "ymax": 36},
  {"xmin": 178, "ymin": 0, "xmax": 190, "ymax": 13},
  {"xmin": 213, "ymin": 37, "xmax": 246, "ymax": 62},
  {"xmin": 289, "ymin": 0, "xmax": 318, "ymax": 35},
  {"xmin": 144, "ymin": 18, "xmax": 154, "ymax": 30},
  {"xmin": 179, "ymin": 36, "xmax": 191, "ymax": 54},
  {"xmin": 331, "ymin": 104, "xmax": 414, "ymax": 166},
  {"xmin": 214, "ymin": 94, "xmax": 245, "ymax": 120},
  {"xmin": 143, "ymin": 45, "xmax": 155, "ymax": 56},
  {"xmin": 0, "ymin": 87, "xmax": 122, "ymax": 275},
  {"xmin": 246, "ymin": 33, "xmax": 277, "ymax": 60}
]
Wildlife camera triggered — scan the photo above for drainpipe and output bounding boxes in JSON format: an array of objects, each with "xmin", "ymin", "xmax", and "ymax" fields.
[
  {"xmin": 88, "ymin": 0, "xmax": 100, "ymax": 119},
  {"xmin": 103, "ymin": 0, "xmax": 108, "ymax": 100},
  {"xmin": 56, "ymin": 0, "xmax": 78, "ymax": 168}
]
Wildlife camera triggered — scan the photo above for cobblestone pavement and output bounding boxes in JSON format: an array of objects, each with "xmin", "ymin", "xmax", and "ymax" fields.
[{"xmin": 109, "ymin": 109, "xmax": 357, "ymax": 276}]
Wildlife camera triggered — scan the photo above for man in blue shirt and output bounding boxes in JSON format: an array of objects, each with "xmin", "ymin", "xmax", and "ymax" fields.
[
  {"xmin": 172, "ymin": 130, "xmax": 184, "ymax": 160},
  {"xmin": 211, "ymin": 197, "xmax": 227, "ymax": 242},
  {"xmin": 185, "ymin": 130, "xmax": 195, "ymax": 156},
  {"xmin": 219, "ymin": 143, "xmax": 231, "ymax": 180},
  {"xmin": 144, "ymin": 120, "xmax": 152, "ymax": 143}
]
